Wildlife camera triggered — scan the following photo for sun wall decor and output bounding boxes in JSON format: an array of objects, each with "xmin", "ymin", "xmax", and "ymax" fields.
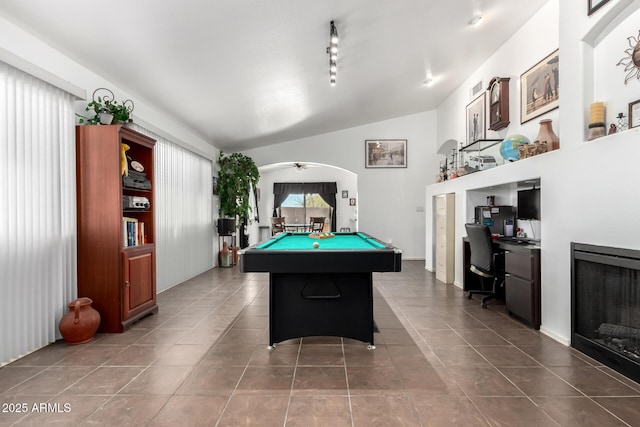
[{"xmin": 617, "ymin": 30, "xmax": 640, "ymax": 85}]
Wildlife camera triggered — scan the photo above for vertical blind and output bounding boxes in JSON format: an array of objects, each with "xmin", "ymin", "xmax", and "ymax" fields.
[
  {"xmin": 0, "ymin": 62, "xmax": 76, "ymax": 365},
  {"xmin": 130, "ymin": 125, "xmax": 214, "ymax": 292}
]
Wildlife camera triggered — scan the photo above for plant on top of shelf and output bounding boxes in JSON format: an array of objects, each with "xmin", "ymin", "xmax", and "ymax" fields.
[
  {"xmin": 76, "ymin": 87, "xmax": 134, "ymax": 125},
  {"xmin": 217, "ymin": 152, "xmax": 260, "ymax": 230}
]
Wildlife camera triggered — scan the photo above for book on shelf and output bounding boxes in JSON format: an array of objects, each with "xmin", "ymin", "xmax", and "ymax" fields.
[
  {"xmin": 122, "ymin": 217, "xmax": 145, "ymax": 247},
  {"xmin": 138, "ymin": 222, "xmax": 145, "ymax": 245}
]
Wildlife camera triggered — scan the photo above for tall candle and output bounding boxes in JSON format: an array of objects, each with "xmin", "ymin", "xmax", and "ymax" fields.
[{"xmin": 590, "ymin": 102, "xmax": 605, "ymax": 124}]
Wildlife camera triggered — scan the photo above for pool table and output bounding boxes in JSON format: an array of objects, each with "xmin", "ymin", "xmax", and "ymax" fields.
[{"xmin": 239, "ymin": 232, "xmax": 402, "ymax": 348}]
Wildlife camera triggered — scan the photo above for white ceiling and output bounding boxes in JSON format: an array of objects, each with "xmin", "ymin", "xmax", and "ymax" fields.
[{"xmin": 0, "ymin": 0, "xmax": 548, "ymax": 151}]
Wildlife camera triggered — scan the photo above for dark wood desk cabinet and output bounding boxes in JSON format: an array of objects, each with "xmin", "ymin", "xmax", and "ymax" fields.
[
  {"xmin": 504, "ymin": 245, "xmax": 541, "ymax": 330},
  {"xmin": 463, "ymin": 239, "xmax": 541, "ymax": 329}
]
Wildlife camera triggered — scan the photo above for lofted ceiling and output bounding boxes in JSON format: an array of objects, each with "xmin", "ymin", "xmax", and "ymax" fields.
[{"xmin": 0, "ymin": 0, "xmax": 548, "ymax": 151}]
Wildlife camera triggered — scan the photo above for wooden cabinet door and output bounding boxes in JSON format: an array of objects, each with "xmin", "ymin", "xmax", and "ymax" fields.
[
  {"xmin": 503, "ymin": 246, "xmax": 541, "ymax": 329},
  {"xmin": 122, "ymin": 246, "xmax": 157, "ymax": 322},
  {"xmin": 505, "ymin": 274, "xmax": 534, "ymax": 324},
  {"xmin": 505, "ymin": 251, "xmax": 533, "ymax": 280},
  {"xmin": 435, "ymin": 194, "xmax": 455, "ymax": 284}
]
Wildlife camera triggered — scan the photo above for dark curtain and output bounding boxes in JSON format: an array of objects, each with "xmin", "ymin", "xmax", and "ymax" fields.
[{"xmin": 273, "ymin": 182, "xmax": 338, "ymax": 231}]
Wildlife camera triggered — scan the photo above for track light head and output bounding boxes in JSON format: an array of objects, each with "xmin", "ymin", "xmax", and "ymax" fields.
[{"xmin": 330, "ymin": 21, "xmax": 338, "ymax": 43}]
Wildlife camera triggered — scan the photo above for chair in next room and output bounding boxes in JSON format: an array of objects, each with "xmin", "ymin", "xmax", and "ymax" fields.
[
  {"xmin": 309, "ymin": 217, "xmax": 325, "ymax": 233},
  {"xmin": 464, "ymin": 223, "xmax": 505, "ymax": 308},
  {"xmin": 271, "ymin": 217, "xmax": 286, "ymax": 236}
]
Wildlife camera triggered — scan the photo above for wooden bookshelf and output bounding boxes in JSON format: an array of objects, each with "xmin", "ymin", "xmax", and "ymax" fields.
[{"xmin": 76, "ymin": 125, "xmax": 157, "ymax": 333}]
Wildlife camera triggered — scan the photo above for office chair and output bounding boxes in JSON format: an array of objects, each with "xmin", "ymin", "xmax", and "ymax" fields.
[
  {"xmin": 464, "ymin": 223, "xmax": 505, "ymax": 308},
  {"xmin": 270, "ymin": 217, "xmax": 286, "ymax": 235}
]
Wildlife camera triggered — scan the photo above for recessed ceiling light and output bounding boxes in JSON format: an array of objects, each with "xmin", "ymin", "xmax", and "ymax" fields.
[{"xmin": 469, "ymin": 15, "xmax": 482, "ymax": 26}]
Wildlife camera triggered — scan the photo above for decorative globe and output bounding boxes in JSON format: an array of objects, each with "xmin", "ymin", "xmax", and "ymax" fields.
[{"xmin": 499, "ymin": 135, "xmax": 530, "ymax": 161}]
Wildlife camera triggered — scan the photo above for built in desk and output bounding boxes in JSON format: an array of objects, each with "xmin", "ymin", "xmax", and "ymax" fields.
[{"xmin": 463, "ymin": 237, "xmax": 541, "ymax": 329}]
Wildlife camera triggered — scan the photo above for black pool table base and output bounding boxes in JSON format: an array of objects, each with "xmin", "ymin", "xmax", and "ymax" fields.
[{"xmin": 268, "ymin": 272, "xmax": 376, "ymax": 349}]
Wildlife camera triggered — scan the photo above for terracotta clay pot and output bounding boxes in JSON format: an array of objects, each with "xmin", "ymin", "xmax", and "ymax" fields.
[
  {"xmin": 59, "ymin": 297, "xmax": 101, "ymax": 345},
  {"xmin": 233, "ymin": 246, "xmax": 240, "ymax": 264},
  {"xmin": 220, "ymin": 241, "xmax": 232, "ymax": 267}
]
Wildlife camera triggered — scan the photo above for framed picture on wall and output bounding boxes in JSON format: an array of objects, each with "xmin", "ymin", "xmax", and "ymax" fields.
[
  {"xmin": 466, "ymin": 92, "xmax": 485, "ymax": 145},
  {"xmin": 520, "ymin": 49, "xmax": 559, "ymax": 123},
  {"xmin": 629, "ymin": 99, "xmax": 640, "ymax": 128},
  {"xmin": 365, "ymin": 139, "xmax": 407, "ymax": 168},
  {"xmin": 588, "ymin": 0, "xmax": 610, "ymax": 15}
]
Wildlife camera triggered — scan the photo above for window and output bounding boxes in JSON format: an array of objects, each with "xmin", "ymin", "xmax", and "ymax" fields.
[
  {"xmin": 281, "ymin": 193, "xmax": 331, "ymax": 231},
  {"xmin": 273, "ymin": 182, "xmax": 337, "ymax": 231}
]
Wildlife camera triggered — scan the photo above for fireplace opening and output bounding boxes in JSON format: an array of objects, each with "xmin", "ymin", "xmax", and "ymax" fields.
[{"xmin": 571, "ymin": 242, "xmax": 640, "ymax": 383}]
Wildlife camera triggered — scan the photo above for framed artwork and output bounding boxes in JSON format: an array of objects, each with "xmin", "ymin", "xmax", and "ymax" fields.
[
  {"xmin": 365, "ymin": 139, "xmax": 407, "ymax": 168},
  {"xmin": 466, "ymin": 92, "xmax": 485, "ymax": 145},
  {"xmin": 521, "ymin": 49, "xmax": 559, "ymax": 124},
  {"xmin": 588, "ymin": 0, "xmax": 610, "ymax": 15},
  {"xmin": 341, "ymin": 190, "xmax": 348, "ymax": 198},
  {"xmin": 349, "ymin": 198, "xmax": 356, "ymax": 206},
  {"xmin": 629, "ymin": 99, "xmax": 640, "ymax": 128}
]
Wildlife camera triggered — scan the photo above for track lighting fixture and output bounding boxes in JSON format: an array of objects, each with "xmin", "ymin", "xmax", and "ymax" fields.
[{"xmin": 327, "ymin": 20, "xmax": 339, "ymax": 86}]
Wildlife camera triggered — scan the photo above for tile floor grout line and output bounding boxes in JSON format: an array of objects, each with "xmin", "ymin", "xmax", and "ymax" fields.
[
  {"xmin": 380, "ymin": 280, "xmax": 562, "ymax": 426},
  {"xmin": 341, "ymin": 337, "xmax": 356, "ymax": 427},
  {"xmin": 281, "ymin": 339, "xmax": 302, "ymax": 427},
  {"xmin": 382, "ymin": 283, "xmax": 497, "ymax": 427}
]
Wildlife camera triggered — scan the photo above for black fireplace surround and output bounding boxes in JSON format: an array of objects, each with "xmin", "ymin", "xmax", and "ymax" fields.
[{"xmin": 571, "ymin": 242, "xmax": 640, "ymax": 383}]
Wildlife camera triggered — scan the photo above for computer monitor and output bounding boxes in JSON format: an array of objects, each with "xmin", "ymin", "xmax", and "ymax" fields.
[{"xmin": 517, "ymin": 188, "xmax": 540, "ymax": 220}]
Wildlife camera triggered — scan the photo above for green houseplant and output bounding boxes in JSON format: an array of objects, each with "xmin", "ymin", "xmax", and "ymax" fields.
[
  {"xmin": 76, "ymin": 88, "xmax": 134, "ymax": 125},
  {"xmin": 217, "ymin": 152, "xmax": 260, "ymax": 236}
]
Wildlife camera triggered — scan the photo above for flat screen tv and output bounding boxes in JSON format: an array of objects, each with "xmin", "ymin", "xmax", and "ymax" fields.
[{"xmin": 517, "ymin": 188, "xmax": 540, "ymax": 220}]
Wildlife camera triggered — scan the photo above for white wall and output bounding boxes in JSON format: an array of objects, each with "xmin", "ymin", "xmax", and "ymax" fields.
[
  {"xmin": 593, "ymin": 5, "xmax": 640, "ymax": 127},
  {"xmin": 436, "ymin": 0, "xmax": 560, "ymax": 151},
  {"xmin": 427, "ymin": 0, "xmax": 640, "ymax": 345},
  {"xmin": 243, "ymin": 111, "xmax": 438, "ymax": 259}
]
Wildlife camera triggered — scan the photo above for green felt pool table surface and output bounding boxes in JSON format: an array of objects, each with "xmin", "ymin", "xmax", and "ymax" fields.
[{"xmin": 256, "ymin": 232, "xmax": 387, "ymax": 250}]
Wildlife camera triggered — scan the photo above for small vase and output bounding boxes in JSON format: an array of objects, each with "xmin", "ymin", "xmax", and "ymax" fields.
[
  {"xmin": 534, "ymin": 119, "xmax": 559, "ymax": 151},
  {"xmin": 220, "ymin": 241, "xmax": 231, "ymax": 267},
  {"xmin": 59, "ymin": 297, "xmax": 101, "ymax": 345}
]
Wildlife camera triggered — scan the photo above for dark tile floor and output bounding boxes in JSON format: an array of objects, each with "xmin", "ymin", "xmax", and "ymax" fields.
[{"xmin": 1, "ymin": 261, "xmax": 639, "ymax": 426}]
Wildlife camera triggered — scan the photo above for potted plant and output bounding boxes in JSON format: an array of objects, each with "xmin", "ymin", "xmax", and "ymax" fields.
[
  {"xmin": 217, "ymin": 152, "xmax": 260, "ymax": 238},
  {"xmin": 76, "ymin": 88, "xmax": 134, "ymax": 125}
]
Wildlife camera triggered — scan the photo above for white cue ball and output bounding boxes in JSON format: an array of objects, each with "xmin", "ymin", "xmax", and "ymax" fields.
[{"xmin": 313, "ymin": 242, "xmax": 320, "ymax": 248}]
